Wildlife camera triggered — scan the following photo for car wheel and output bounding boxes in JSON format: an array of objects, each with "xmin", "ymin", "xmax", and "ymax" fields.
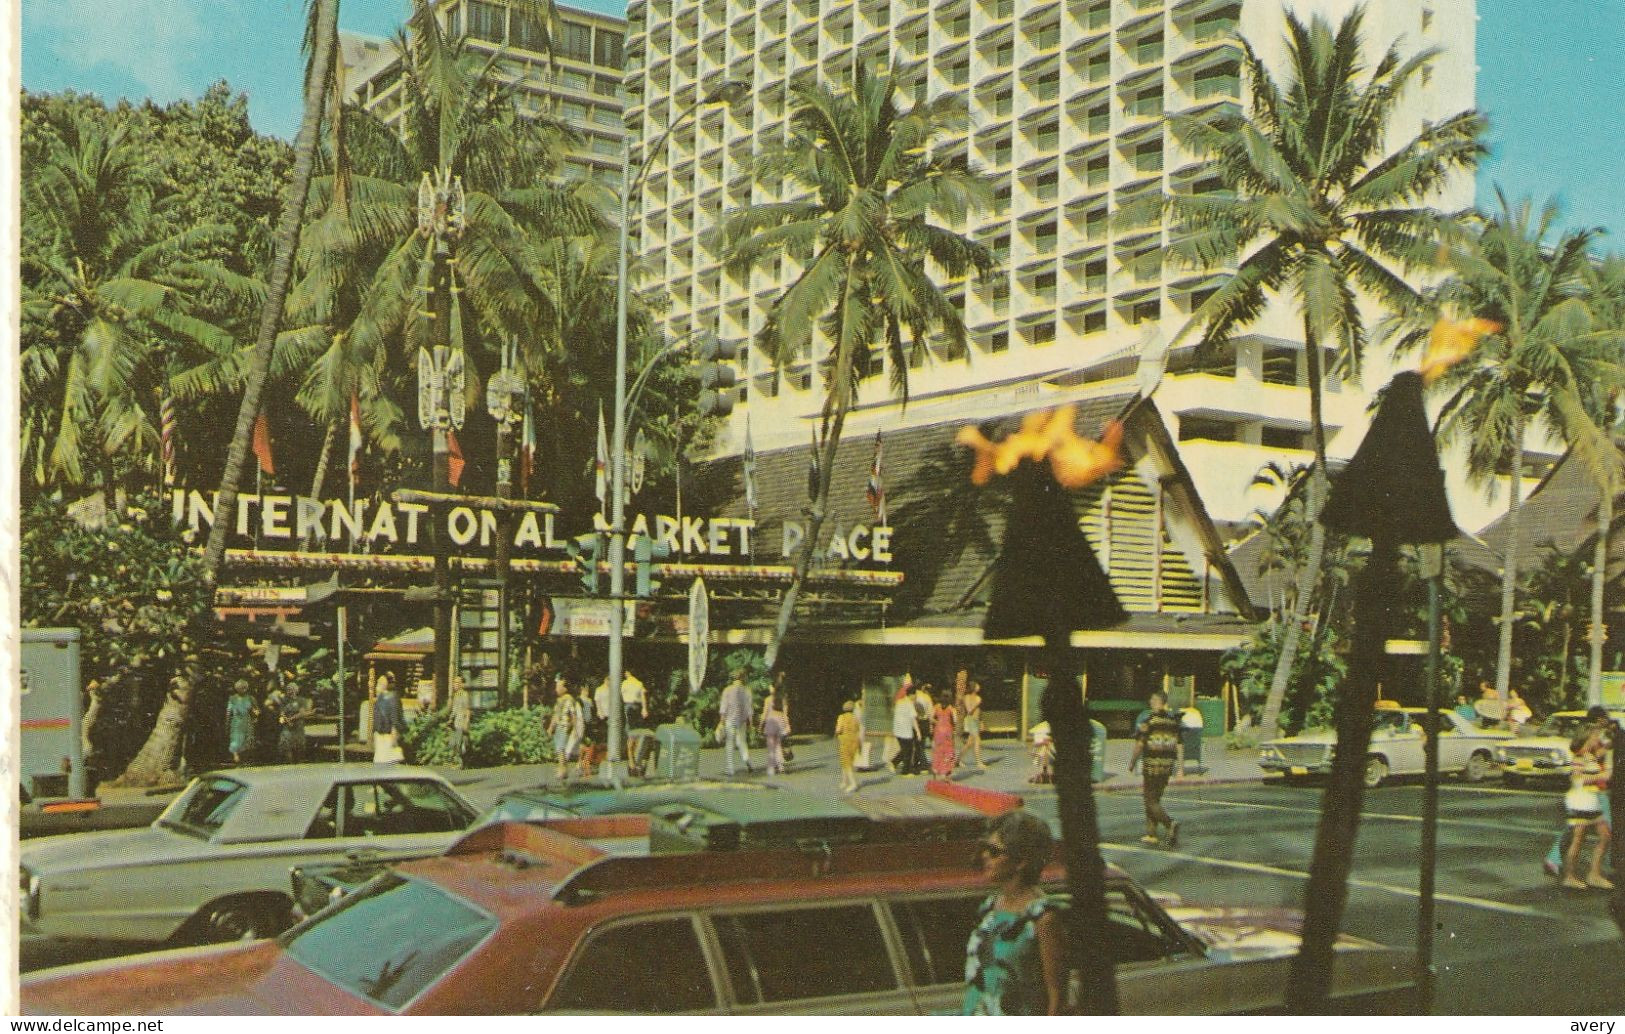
[
  {"xmin": 1463, "ymin": 751, "xmax": 1495, "ymax": 783},
  {"xmin": 1364, "ymin": 756, "xmax": 1389, "ymax": 789},
  {"xmin": 197, "ymin": 898, "xmax": 289, "ymax": 943}
]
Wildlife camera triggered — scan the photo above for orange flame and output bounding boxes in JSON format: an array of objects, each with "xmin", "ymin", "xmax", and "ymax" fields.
[
  {"xmin": 957, "ymin": 406, "xmax": 1124, "ymax": 489},
  {"xmin": 1421, "ymin": 315, "xmax": 1500, "ymax": 385}
]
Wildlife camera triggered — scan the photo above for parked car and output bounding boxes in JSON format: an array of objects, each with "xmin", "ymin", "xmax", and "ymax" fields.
[
  {"xmin": 290, "ymin": 780, "xmax": 787, "ymax": 917},
  {"xmin": 1494, "ymin": 708, "xmax": 1625, "ymax": 787},
  {"xmin": 1258, "ymin": 704, "xmax": 1505, "ymax": 788},
  {"xmin": 24, "ymin": 809, "xmax": 1418, "ymax": 1015},
  {"xmin": 19, "ymin": 764, "xmax": 478, "ymax": 946}
]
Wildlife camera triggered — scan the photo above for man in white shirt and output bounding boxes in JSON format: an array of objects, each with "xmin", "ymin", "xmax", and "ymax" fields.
[{"xmin": 719, "ymin": 667, "xmax": 754, "ymax": 775}]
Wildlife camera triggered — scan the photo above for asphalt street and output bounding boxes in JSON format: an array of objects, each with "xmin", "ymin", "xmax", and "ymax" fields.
[
  {"xmin": 1024, "ymin": 780, "xmax": 1623, "ymax": 1015},
  {"xmin": 21, "ymin": 748, "xmax": 1624, "ymax": 1013}
]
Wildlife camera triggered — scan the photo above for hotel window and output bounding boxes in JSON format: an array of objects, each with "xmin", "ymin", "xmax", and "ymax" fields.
[
  {"xmin": 1085, "ymin": 154, "xmax": 1109, "ymax": 186},
  {"xmin": 991, "ymin": 138, "xmax": 1012, "ymax": 165},
  {"xmin": 1083, "ymin": 309, "xmax": 1106, "ymax": 334},
  {"xmin": 993, "ymin": 0, "xmax": 1014, "ymax": 19},
  {"xmin": 446, "ymin": 5, "xmax": 463, "ymax": 38},
  {"xmin": 943, "ymin": 60, "xmax": 970, "ymax": 86},
  {"xmin": 1133, "ymin": 33, "xmax": 1163, "ymax": 64},
  {"xmin": 466, "ymin": 0, "xmax": 505, "ymax": 41},
  {"xmin": 1031, "ymin": 72, "xmax": 1060, "ymax": 101},
  {"xmin": 512, "ymin": 11, "xmax": 549, "ymax": 52},
  {"xmin": 990, "ymin": 90, "xmax": 1013, "ymax": 116},
  {"xmin": 990, "ymin": 233, "xmax": 1010, "ymax": 263},
  {"xmin": 1087, "ymin": 53, "xmax": 1110, "ymax": 82},
  {"xmin": 560, "ymin": 21, "xmax": 593, "ymax": 60},
  {"xmin": 945, "ymin": 14, "xmax": 971, "ymax": 37},
  {"xmin": 1129, "ymin": 85, "xmax": 1161, "ymax": 118},
  {"xmin": 1194, "ymin": 62, "xmax": 1241, "ymax": 100},
  {"xmin": 1034, "ymin": 169, "xmax": 1059, "ymax": 199},
  {"xmin": 1133, "ymin": 139, "xmax": 1163, "ymax": 174},
  {"xmin": 593, "ymin": 107, "xmax": 623, "ymax": 127},
  {"xmin": 1421, "ymin": 7, "xmax": 1434, "ymax": 31},
  {"xmin": 596, "ymin": 30, "xmax": 625, "ymax": 66},
  {"xmin": 1035, "ymin": 122, "xmax": 1059, "ymax": 152},
  {"xmin": 592, "ymin": 74, "xmax": 621, "ymax": 96},
  {"xmin": 1194, "ymin": 6, "xmax": 1239, "ymax": 42},
  {"xmin": 1032, "ymin": 321, "xmax": 1056, "ymax": 345},
  {"xmin": 1032, "ymin": 270, "xmax": 1058, "ymax": 298},
  {"xmin": 1034, "ymin": 221, "xmax": 1057, "ymax": 252},
  {"xmin": 1087, "ymin": 102, "xmax": 1109, "ymax": 134},
  {"xmin": 1083, "ymin": 257, "xmax": 1106, "ymax": 292},
  {"xmin": 994, "ymin": 183, "xmax": 1012, "ymax": 214},
  {"xmin": 1084, "ymin": 0, "xmax": 1109, "ymax": 30},
  {"xmin": 1129, "ymin": 299, "xmax": 1160, "ymax": 324},
  {"xmin": 561, "ymin": 69, "xmax": 591, "ymax": 92},
  {"xmin": 989, "ymin": 330, "xmax": 1010, "ymax": 352},
  {"xmin": 993, "ymin": 42, "xmax": 1014, "ymax": 66},
  {"xmin": 1030, "ymin": 24, "xmax": 1061, "ymax": 51}
]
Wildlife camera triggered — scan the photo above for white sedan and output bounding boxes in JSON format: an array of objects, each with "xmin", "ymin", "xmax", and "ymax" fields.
[
  {"xmin": 1258, "ymin": 707, "xmax": 1505, "ymax": 788},
  {"xmin": 19, "ymin": 763, "xmax": 477, "ymax": 946}
]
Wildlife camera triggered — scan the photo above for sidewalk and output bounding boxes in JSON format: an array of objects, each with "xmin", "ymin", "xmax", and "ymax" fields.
[{"xmin": 436, "ymin": 732, "xmax": 1268, "ymax": 811}]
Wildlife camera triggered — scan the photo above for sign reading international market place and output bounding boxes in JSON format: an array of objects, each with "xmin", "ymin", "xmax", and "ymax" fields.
[{"xmin": 170, "ymin": 488, "xmax": 895, "ymax": 564}]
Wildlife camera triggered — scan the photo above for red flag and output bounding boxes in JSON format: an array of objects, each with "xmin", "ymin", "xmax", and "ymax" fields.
[
  {"xmin": 447, "ymin": 428, "xmax": 466, "ymax": 487},
  {"xmin": 252, "ymin": 411, "xmax": 275, "ymax": 477}
]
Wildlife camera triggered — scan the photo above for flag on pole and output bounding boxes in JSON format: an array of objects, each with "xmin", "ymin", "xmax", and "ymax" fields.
[
  {"xmin": 447, "ymin": 428, "xmax": 466, "ymax": 487},
  {"xmin": 160, "ymin": 390, "xmax": 176, "ymax": 486},
  {"xmin": 742, "ymin": 415, "xmax": 758, "ymax": 513},
  {"xmin": 252, "ymin": 411, "xmax": 275, "ymax": 477},
  {"xmin": 347, "ymin": 392, "xmax": 363, "ymax": 486},
  {"xmin": 520, "ymin": 394, "xmax": 536, "ymax": 497},
  {"xmin": 866, "ymin": 429, "xmax": 887, "ymax": 525},
  {"xmin": 594, "ymin": 402, "xmax": 609, "ymax": 509},
  {"xmin": 807, "ymin": 424, "xmax": 821, "ymax": 503}
]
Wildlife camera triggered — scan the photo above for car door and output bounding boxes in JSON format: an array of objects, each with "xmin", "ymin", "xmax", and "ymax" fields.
[{"xmin": 703, "ymin": 899, "xmax": 915, "ymax": 1014}]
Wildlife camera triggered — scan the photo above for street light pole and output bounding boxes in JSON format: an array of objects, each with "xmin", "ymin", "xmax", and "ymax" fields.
[{"xmin": 605, "ymin": 80, "xmax": 748, "ymax": 786}]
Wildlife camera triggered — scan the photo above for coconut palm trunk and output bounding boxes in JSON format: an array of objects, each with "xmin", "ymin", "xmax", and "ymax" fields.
[
  {"xmin": 202, "ymin": 0, "xmax": 340, "ymax": 581},
  {"xmin": 1589, "ymin": 462, "xmax": 1613, "ymax": 707},
  {"xmin": 1258, "ymin": 325, "xmax": 1332, "ymax": 738},
  {"xmin": 1494, "ymin": 417, "xmax": 1525, "ymax": 714}
]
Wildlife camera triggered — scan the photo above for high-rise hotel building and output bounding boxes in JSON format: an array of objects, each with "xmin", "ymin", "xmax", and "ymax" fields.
[
  {"xmin": 621, "ymin": 0, "xmax": 1516, "ymax": 531},
  {"xmin": 340, "ymin": 0, "xmax": 630, "ymax": 187}
]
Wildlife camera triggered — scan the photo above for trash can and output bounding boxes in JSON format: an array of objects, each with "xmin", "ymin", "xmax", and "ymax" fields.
[
  {"xmin": 1091, "ymin": 719, "xmax": 1107, "ymax": 783},
  {"xmin": 655, "ymin": 723, "xmax": 702, "ymax": 781},
  {"xmin": 1181, "ymin": 707, "xmax": 1205, "ymax": 775}
]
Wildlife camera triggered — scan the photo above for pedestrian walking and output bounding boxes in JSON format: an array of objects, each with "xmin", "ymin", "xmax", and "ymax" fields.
[
  {"xmin": 932, "ymin": 692, "xmax": 959, "ymax": 778},
  {"xmin": 961, "ymin": 681, "xmax": 987, "ymax": 770},
  {"xmin": 1560, "ymin": 728, "xmax": 1614, "ymax": 890},
  {"xmin": 225, "ymin": 681, "xmax": 257, "ymax": 765},
  {"xmin": 372, "ymin": 674, "xmax": 404, "ymax": 764},
  {"xmin": 548, "ymin": 677, "xmax": 583, "ymax": 784},
  {"xmin": 914, "ymin": 681, "xmax": 935, "ymax": 772},
  {"xmin": 1546, "ymin": 707, "xmax": 1616, "ymax": 878},
  {"xmin": 835, "ymin": 700, "xmax": 862, "ymax": 793},
  {"xmin": 762, "ymin": 693, "xmax": 790, "ymax": 775},
  {"xmin": 892, "ymin": 684, "xmax": 921, "ymax": 775},
  {"xmin": 276, "ymin": 681, "xmax": 315, "ymax": 765},
  {"xmin": 719, "ymin": 666, "xmax": 754, "ymax": 775},
  {"xmin": 962, "ymin": 811, "xmax": 1067, "ymax": 1016},
  {"xmin": 448, "ymin": 676, "xmax": 472, "ymax": 767},
  {"xmin": 1128, "ymin": 690, "xmax": 1183, "ymax": 847}
]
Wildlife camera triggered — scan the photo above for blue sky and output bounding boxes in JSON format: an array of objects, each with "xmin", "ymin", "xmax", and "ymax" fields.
[{"xmin": 19, "ymin": 0, "xmax": 1625, "ymax": 246}]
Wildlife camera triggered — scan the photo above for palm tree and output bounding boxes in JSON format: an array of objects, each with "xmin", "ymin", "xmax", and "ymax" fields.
[
  {"xmin": 201, "ymin": 0, "xmax": 340, "ymax": 579},
  {"xmin": 1580, "ymin": 256, "xmax": 1625, "ymax": 706},
  {"xmin": 1160, "ymin": 5, "xmax": 1483, "ymax": 739},
  {"xmin": 721, "ymin": 62, "xmax": 996, "ymax": 668},
  {"xmin": 20, "ymin": 113, "xmax": 237, "ymax": 501},
  {"xmin": 1421, "ymin": 195, "xmax": 1617, "ymax": 713}
]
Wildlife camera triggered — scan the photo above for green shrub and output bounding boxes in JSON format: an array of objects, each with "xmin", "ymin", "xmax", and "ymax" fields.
[{"xmin": 403, "ymin": 705, "xmax": 556, "ymax": 767}]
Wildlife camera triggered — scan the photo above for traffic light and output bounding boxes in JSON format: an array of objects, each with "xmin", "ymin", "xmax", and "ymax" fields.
[
  {"xmin": 564, "ymin": 532, "xmax": 604, "ymax": 595},
  {"xmin": 693, "ymin": 335, "xmax": 741, "ymax": 417},
  {"xmin": 633, "ymin": 533, "xmax": 673, "ymax": 598}
]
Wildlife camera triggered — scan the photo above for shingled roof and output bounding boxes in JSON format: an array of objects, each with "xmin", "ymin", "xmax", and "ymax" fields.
[
  {"xmin": 698, "ymin": 394, "xmax": 1257, "ymax": 643},
  {"xmin": 1468, "ymin": 440, "xmax": 1625, "ymax": 589}
]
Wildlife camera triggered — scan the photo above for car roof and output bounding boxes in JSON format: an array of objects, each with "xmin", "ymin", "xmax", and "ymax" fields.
[
  {"xmin": 191, "ymin": 765, "xmax": 454, "ymax": 842},
  {"xmin": 397, "ymin": 813, "xmax": 1130, "ymax": 923}
]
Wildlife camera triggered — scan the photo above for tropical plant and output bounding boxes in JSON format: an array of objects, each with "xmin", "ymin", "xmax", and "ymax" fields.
[
  {"xmin": 1408, "ymin": 194, "xmax": 1620, "ymax": 711},
  {"xmin": 1158, "ymin": 5, "xmax": 1484, "ymax": 741},
  {"xmin": 1514, "ymin": 546, "xmax": 1592, "ymax": 714},
  {"xmin": 1579, "ymin": 256, "xmax": 1625, "ymax": 706},
  {"xmin": 721, "ymin": 61, "xmax": 997, "ymax": 668},
  {"xmin": 20, "ymin": 113, "xmax": 239, "ymax": 499}
]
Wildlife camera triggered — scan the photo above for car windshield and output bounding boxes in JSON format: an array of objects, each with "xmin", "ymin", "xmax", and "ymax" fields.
[
  {"xmin": 1533, "ymin": 715, "xmax": 1588, "ymax": 739},
  {"xmin": 281, "ymin": 873, "xmax": 495, "ymax": 1011},
  {"xmin": 1371, "ymin": 711, "xmax": 1411, "ymax": 734},
  {"xmin": 158, "ymin": 777, "xmax": 248, "ymax": 838}
]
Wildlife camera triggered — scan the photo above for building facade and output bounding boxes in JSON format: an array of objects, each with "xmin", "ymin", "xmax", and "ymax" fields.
[
  {"xmin": 619, "ymin": 0, "xmax": 1538, "ymax": 533},
  {"xmin": 340, "ymin": 0, "xmax": 629, "ymax": 186}
]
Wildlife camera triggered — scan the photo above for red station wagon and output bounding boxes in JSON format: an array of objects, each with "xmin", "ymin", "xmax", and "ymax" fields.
[{"xmin": 23, "ymin": 805, "xmax": 1417, "ymax": 1015}]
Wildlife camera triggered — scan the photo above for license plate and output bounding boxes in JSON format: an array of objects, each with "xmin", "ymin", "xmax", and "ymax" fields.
[
  {"xmin": 1289, "ymin": 766, "xmax": 1309, "ymax": 776},
  {"xmin": 1513, "ymin": 759, "xmax": 1535, "ymax": 771}
]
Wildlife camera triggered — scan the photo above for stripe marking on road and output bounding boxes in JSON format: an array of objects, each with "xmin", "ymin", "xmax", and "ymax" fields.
[
  {"xmin": 1099, "ymin": 841, "xmax": 1562, "ymax": 919},
  {"xmin": 1175, "ymin": 795, "xmax": 1552, "ymax": 837}
]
